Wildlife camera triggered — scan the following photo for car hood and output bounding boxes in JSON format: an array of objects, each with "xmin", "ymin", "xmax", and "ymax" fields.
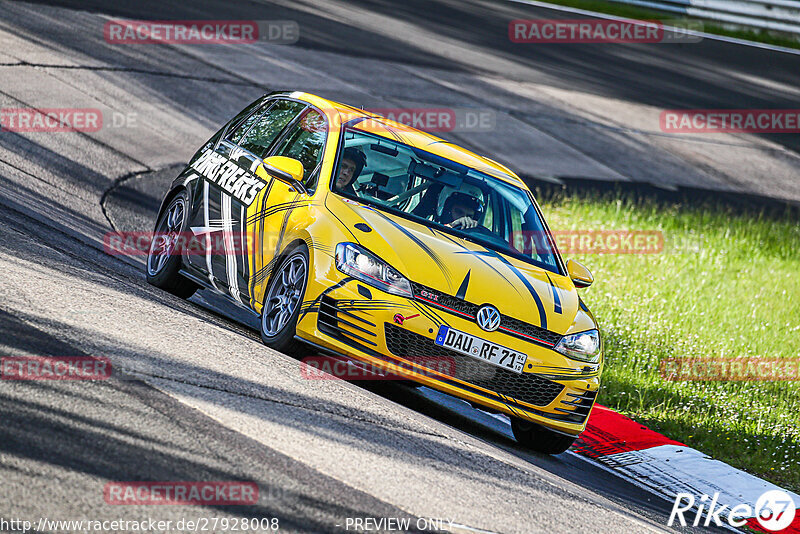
[{"xmin": 326, "ymin": 194, "xmax": 594, "ymax": 335}]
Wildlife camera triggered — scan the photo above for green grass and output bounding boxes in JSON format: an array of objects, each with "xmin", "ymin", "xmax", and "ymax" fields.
[
  {"xmin": 538, "ymin": 189, "xmax": 800, "ymax": 492},
  {"xmin": 516, "ymin": 0, "xmax": 800, "ymax": 50}
]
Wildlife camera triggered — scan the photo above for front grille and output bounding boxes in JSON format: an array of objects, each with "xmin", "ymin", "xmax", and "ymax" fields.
[
  {"xmin": 384, "ymin": 323, "xmax": 564, "ymax": 407},
  {"xmin": 410, "ymin": 282, "xmax": 561, "ymax": 347},
  {"xmin": 499, "ymin": 315, "xmax": 562, "ymax": 346}
]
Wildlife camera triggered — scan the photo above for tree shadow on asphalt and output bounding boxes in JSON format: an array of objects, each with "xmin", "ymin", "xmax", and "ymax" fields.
[
  {"xmin": 0, "ymin": 310, "xmax": 427, "ymax": 533},
  {"xmin": 0, "ymin": 299, "xmax": 581, "ymax": 505}
]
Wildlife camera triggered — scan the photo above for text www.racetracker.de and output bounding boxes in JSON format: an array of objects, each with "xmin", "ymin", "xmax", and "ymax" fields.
[{"xmin": 0, "ymin": 516, "xmax": 281, "ymax": 533}]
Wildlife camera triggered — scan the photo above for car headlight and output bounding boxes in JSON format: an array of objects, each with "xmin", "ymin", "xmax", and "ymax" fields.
[
  {"xmin": 335, "ymin": 243, "xmax": 413, "ymax": 298},
  {"xmin": 554, "ymin": 329, "xmax": 601, "ymax": 363}
]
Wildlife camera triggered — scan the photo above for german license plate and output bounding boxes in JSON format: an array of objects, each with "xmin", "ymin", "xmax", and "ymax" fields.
[{"xmin": 434, "ymin": 325, "xmax": 526, "ymax": 374}]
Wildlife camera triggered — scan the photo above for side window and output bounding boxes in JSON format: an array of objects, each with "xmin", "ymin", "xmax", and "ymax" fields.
[
  {"xmin": 509, "ymin": 206, "xmax": 524, "ymax": 252},
  {"xmin": 484, "ymin": 194, "xmax": 495, "ymax": 230},
  {"xmin": 228, "ymin": 106, "xmax": 266, "ymax": 144},
  {"xmin": 273, "ymin": 109, "xmax": 328, "ymax": 189},
  {"xmin": 238, "ymin": 100, "xmax": 307, "ymax": 158}
]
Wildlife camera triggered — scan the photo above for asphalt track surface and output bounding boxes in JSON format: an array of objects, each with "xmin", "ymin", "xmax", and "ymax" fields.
[{"xmin": 0, "ymin": 0, "xmax": 797, "ymax": 532}]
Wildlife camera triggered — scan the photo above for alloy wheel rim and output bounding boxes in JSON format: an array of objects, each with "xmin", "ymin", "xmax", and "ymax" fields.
[
  {"xmin": 147, "ymin": 197, "xmax": 185, "ymax": 276},
  {"xmin": 262, "ymin": 255, "xmax": 307, "ymax": 337}
]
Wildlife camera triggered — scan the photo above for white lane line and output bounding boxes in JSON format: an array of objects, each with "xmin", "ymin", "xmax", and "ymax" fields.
[{"xmin": 505, "ymin": 0, "xmax": 800, "ymax": 56}]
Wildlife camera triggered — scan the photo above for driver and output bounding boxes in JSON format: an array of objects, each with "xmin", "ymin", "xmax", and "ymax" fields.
[
  {"xmin": 440, "ymin": 191, "xmax": 482, "ymax": 229},
  {"xmin": 335, "ymin": 147, "xmax": 367, "ymax": 195}
]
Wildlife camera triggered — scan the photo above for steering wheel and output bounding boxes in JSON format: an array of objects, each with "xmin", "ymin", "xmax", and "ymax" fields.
[{"xmin": 455, "ymin": 223, "xmax": 495, "ymax": 239}]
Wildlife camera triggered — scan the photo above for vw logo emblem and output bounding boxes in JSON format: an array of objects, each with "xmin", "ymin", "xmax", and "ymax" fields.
[{"xmin": 476, "ymin": 305, "xmax": 501, "ymax": 332}]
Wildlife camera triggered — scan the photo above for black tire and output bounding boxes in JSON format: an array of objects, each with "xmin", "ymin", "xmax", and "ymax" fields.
[
  {"xmin": 260, "ymin": 246, "xmax": 309, "ymax": 355},
  {"xmin": 511, "ymin": 417, "xmax": 576, "ymax": 455},
  {"xmin": 146, "ymin": 190, "xmax": 198, "ymax": 299}
]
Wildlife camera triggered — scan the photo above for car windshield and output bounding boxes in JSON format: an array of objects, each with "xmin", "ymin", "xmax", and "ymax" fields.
[{"xmin": 331, "ymin": 128, "xmax": 562, "ymax": 274}]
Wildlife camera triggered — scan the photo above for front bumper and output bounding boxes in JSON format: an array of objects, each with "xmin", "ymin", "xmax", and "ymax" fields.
[{"xmin": 296, "ymin": 277, "xmax": 601, "ymax": 436}]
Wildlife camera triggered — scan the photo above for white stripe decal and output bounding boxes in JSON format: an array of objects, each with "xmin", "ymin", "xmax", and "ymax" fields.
[
  {"xmin": 203, "ymin": 182, "xmax": 218, "ymax": 290},
  {"xmin": 240, "ymin": 203, "xmax": 248, "ymax": 302},
  {"xmin": 222, "ymin": 193, "xmax": 242, "ymax": 304}
]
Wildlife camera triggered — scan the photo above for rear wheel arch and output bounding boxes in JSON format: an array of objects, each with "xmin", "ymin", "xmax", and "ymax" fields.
[{"xmin": 157, "ymin": 185, "xmax": 192, "ymax": 224}]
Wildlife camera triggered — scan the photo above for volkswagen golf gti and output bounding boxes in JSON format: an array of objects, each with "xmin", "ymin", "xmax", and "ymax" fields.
[{"xmin": 147, "ymin": 91, "xmax": 602, "ymax": 454}]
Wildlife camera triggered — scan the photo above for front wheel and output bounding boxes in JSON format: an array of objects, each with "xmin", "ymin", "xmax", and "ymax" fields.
[
  {"xmin": 511, "ymin": 417, "xmax": 576, "ymax": 455},
  {"xmin": 260, "ymin": 247, "xmax": 309, "ymax": 355}
]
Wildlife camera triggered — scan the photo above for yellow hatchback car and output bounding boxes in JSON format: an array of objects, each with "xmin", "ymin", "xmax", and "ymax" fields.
[{"xmin": 147, "ymin": 91, "xmax": 602, "ymax": 454}]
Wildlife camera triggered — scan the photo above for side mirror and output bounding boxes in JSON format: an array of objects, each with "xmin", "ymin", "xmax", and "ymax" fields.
[
  {"xmin": 567, "ymin": 259, "xmax": 593, "ymax": 288},
  {"xmin": 261, "ymin": 156, "xmax": 306, "ymax": 194}
]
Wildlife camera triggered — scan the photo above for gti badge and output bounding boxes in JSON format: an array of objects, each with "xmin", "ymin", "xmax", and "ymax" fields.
[
  {"xmin": 419, "ymin": 290, "xmax": 439, "ymax": 302},
  {"xmin": 476, "ymin": 305, "xmax": 501, "ymax": 332}
]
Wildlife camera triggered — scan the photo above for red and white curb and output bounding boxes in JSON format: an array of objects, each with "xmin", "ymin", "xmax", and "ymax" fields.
[{"xmin": 573, "ymin": 405, "xmax": 800, "ymax": 533}]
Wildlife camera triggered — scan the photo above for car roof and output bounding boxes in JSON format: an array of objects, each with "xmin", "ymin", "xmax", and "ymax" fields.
[{"xmin": 284, "ymin": 91, "xmax": 527, "ymax": 189}]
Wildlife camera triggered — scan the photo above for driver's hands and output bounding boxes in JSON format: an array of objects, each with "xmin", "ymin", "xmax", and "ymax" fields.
[{"xmin": 447, "ymin": 217, "xmax": 478, "ymax": 229}]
